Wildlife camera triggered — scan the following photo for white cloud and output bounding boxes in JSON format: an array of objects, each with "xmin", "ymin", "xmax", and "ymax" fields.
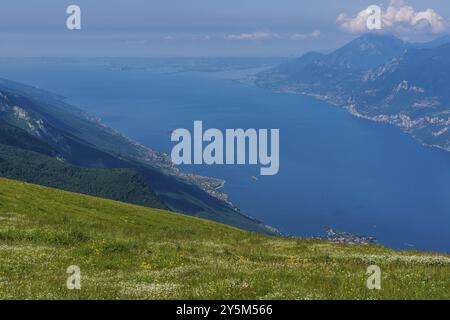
[
  {"xmin": 337, "ymin": 0, "xmax": 447, "ymax": 35},
  {"xmin": 290, "ymin": 30, "xmax": 321, "ymax": 40},
  {"xmin": 224, "ymin": 30, "xmax": 321, "ymax": 41},
  {"xmin": 224, "ymin": 31, "xmax": 279, "ymax": 41}
]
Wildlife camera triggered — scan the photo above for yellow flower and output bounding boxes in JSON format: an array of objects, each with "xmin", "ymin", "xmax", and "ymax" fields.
[{"xmin": 140, "ymin": 261, "xmax": 152, "ymax": 270}]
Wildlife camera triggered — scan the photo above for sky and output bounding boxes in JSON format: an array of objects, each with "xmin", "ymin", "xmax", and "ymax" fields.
[{"xmin": 0, "ymin": 0, "xmax": 450, "ymax": 57}]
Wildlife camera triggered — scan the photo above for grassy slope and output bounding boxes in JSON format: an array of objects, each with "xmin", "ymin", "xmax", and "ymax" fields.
[{"xmin": 0, "ymin": 177, "xmax": 449, "ymax": 300}]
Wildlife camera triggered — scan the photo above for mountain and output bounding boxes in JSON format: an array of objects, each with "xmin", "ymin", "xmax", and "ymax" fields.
[
  {"xmin": 257, "ymin": 34, "xmax": 407, "ymax": 104},
  {"xmin": 275, "ymin": 34, "xmax": 406, "ymax": 76},
  {"xmin": 1, "ymin": 177, "xmax": 449, "ymax": 299},
  {"xmin": 0, "ymin": 77, "xmax": 276, "ymax": 235},
  {"xmin": 0, "ymin": 120, "xmax": 57, "ymax": 157},
  {"xmin": 408, "ymin": 34, "xmax": 450, "ymax": 49},
  {"xmin": 324, "ymin": 34, "xmax": 406, "ymax": 70},
  {"xmin": 255, "ymin": 34, "xmax": 450, "ymax": 151}
]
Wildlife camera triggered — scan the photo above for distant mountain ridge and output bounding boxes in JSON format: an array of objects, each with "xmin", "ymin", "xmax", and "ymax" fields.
[{"xmin": 255, "ymin": 33, "xmax": 450, "ymax": 151}]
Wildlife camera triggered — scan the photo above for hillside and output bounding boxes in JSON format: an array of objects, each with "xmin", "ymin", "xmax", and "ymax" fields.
[
  {"xmin": 0, "ymin": 78, "xmax": 275, "ymax": 235},
  {"xmin": 0, "ymin": 177, "xmax": 448, "ymax": 299},
  {"xmin": 0, "ymin": 144, "xmax": 166, "ymax": 209}
]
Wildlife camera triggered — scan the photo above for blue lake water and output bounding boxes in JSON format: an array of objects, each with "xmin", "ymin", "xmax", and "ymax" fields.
[{"xmin": 1, "ymin": 60, "xmax": 449, "ymax": 253}]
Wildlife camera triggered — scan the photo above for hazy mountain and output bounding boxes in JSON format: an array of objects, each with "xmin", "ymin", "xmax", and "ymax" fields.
[
  {"xmin": 408, "ymin": 34, "xmax": 450, "ymax": 49},
  {"xmin": 325, "ymin": 34, "xmax": 406, "ymax": 70},
  {"xmin": 256, "ymin": 34, "xmax": 450, "ymax": 151}
]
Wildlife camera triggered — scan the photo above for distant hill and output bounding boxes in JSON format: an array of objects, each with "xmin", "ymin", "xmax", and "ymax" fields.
[
  {"xmin": 0, "ymin": 177, "xmax": 449, "ymax": 299},
  {"xmin": 408, "ymin": 35, "xmax": 450, "ymax": 49},
  {"xmin": 0, "ymin": 78, "xmax": 275, "ymax": 235},
  {"xmin": 256, "ymin": 33, "xmax": 450, "ymax": 151}
]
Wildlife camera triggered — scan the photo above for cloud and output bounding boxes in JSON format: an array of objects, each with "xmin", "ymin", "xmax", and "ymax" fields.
[
  {"xmin": 290, "ymin": 30, "xmax": 321, "ymax": 40},
  {"xmin": 337, "ymin": 0, "xmax": 447, "ymax": 35},
  {"xmin": 224, "ymin": 30, "xmax": 321, "ymax": 41},
  {"xmin": 224, "ymin": 31, "xmax": 279, "ymax": 41}
]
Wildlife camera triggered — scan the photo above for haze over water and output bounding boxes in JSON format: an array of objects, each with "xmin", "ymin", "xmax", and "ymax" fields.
[{"xmin": 1, "ymin": 60, "xmax": 449, "ymax": 253}]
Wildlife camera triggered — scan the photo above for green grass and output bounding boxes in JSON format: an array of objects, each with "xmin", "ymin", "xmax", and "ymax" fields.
[{"xmin": 0, "ymin": 177, "xmax": 449, "ymax": 300}]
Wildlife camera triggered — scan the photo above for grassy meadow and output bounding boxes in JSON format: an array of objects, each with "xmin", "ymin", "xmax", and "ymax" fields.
[{"xmin": 0, "ymin": 177, "xmax": 449, "ymax": 299}]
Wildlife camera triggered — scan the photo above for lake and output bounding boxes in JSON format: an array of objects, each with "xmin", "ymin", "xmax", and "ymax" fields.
[{"xmin": 1, "ymin": 59, "xmax": 449, "ymax": 253}]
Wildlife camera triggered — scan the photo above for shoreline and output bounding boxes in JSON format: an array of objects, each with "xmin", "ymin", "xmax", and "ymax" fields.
[{"xmin": 270, "ymin": 87, "xmax": 450, "ymax": 154}]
